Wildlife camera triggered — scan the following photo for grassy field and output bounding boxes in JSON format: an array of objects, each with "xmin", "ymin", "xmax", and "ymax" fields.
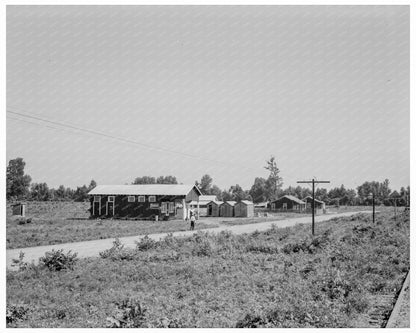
[
  {"xmin": 6, "ymin": 201, "xmax": 396, "ymax": 249},
  {"xmin": 6, "ymin": 201, "xmax": 216, "ymax": 249},
  {"xmin": 6, "ymin": 210, "xmax": 409, "ymax": 328}
]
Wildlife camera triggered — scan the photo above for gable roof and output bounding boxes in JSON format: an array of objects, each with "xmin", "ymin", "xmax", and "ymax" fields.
[
  {"xmin": 220, "ymin": 201, "xmax": 237, "ymax": 206},
  {"xmin": 199, "ymin": 195, "xmax": 218, "ymax": 202},
  {"xmin": 237, "ymin": 200, "xmax": 254, "ymax": 205},
  {"xmin": 273, "ymin": 195, "xmax": 305, "ymax": 205},
  {"xmin": 303, "ymin": 196, "xmax": 325, "ymax": 204},
  {"xmin": 207, "ymin": 200, "xmax": 222, "ymax": 206},
  {"xmin": 88, "ymin": 184, "xmax": 201, "ymax": 196}
]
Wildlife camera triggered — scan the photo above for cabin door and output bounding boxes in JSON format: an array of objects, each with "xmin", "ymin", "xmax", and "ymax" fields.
[
  {"xmin": 93, "ymin": 202, "xmax": 100, "ymax": 216},
  {"xmin": 106, "ymin": 196, "xmax": 115, "ymax": 216}
]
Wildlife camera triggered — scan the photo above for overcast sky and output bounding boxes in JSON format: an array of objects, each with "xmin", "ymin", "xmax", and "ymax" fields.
[{"xmin": 6, "ymin": 5, "xmax": 409, "ymax": 192}]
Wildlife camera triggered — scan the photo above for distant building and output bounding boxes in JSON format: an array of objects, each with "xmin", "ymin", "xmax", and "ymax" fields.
[
  {"xmin": 270, "ymin": 195, "xmax": 306, "ymax": 212},
  {"xmin": 88, "ymin": 184, "xmax": 201, "ymax": 220},
  {"xmin": 303, "ymin": 196, "xmax": 326, "ymax": 214},
  {"xmin": 254, "ymin": 202, "xmax": 269, "ymax": 209},
  {"xmin": 206, "ymin": 200, "xmax": 222, "ymax": 217},
  {"xmin": 235, "ymin": 200, "xmax": 255, "ymax": 218},
  {"xmin": 219, "ymin": 201, "xmax": 237, "ymax": 217},
  {"xmin": 189, "ymin": 195, "xmax": 218, "ymax": 217}
]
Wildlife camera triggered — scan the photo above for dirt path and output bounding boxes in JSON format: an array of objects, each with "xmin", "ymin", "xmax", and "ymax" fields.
[{"xmin": 6, "ymin": 211, "xmax": 371, "ymax": 270}]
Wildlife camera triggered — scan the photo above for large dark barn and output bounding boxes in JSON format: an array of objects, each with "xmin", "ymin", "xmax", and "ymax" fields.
[{"xmin": 88, "ymin": 184, "xmax": 201, "ymax": 220}]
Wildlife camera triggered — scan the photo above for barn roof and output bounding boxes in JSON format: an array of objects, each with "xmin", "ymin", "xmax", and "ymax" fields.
[
  {"xmin": 237, "ymin": 200, "xmax": 254, "ymax": 205},
  {"xmin": 303, "ymin": 196, "xmax": 325, "ymax": 204},
  {"xmin": 88, "ymin": 184, "xmax": 201, "ymax": 196},
  {"xmin": 273, "ymin": 195, "xmax": 305, "ymax": 205}
]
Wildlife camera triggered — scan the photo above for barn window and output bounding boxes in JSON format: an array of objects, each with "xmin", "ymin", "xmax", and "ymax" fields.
[
  {"xmin": 149, "ymin": 196, "xmax": 156, "ymax": 202},
  {"xmin": 108, "ymin": 196, "xmax": 115, "ymax": 202},
  {"xmin": 128, "ymin": 196, "xmax": 135, "ymax": 202},
  {"xmin": 94, "ymin": 196, "xmax": 101, "ymax": 202},
  {"xmin": 283, "ymin": 203, "xmax": 287, "ymax": 209},
  {"xmin": 138, "ymin": 196, "xmax": 145, "ymax": 202},
  {"xmin": 169, "ymin": 202, "xmax": 175, "ymax": 213}
]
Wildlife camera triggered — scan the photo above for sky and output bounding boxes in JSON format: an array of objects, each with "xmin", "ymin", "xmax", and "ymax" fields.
[{"xmin": 6, "ymin": 5, "xmax": 410, "ymax": 192}]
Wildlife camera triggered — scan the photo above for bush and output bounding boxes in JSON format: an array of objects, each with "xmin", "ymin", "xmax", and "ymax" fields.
[
  {"xmin": 135, "ymin": 235, "xmax": 157, "ymax": 251},
  {"xmin": 106, "ymin": 297, "xmax": 147, "ymax": 328},
  {"xmin": 6, "ymin": 304, "xmax": 29, "ymax": 325},
  {"xmin": 99, "ymin": 238, "xmax": 136, "ymax": 261},
  {"xmin": 11, "ymin": 251, "xmax": 29, "ymax": 271},
  {"xmin": 191, "ymin": 232, "xmax": 213, "ymax": 257},
  {"xmin": 39, "ymin": 249, "xmax": 78, "ymax": 271}
]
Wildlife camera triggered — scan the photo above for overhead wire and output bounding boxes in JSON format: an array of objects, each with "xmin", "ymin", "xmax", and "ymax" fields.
[{"xmin": 7, "ymin": 108, "xmax": 262, "ymax": 174}]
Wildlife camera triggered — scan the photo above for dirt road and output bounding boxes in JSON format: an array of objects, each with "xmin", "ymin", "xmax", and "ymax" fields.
[{"xmin": 6, "ymin": 211, "xmax": 371, "ymax": 270}]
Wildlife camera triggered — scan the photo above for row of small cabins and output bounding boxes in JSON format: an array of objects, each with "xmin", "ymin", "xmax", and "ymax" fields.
[{"xmin": 88, "ymin": 185, "xmax": 325, "ymax": 220}]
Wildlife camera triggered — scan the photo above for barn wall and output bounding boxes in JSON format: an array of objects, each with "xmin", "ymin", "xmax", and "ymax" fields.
[
  {"xmin": 186, "ymin": 188, "xmax": 200, "ymax": 202},
  {"xmin": 90, "ymin": 195, "xmax": 186, "ymax": 219}
]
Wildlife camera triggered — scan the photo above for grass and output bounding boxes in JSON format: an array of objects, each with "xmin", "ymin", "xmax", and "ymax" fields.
[
  {"xmin": 6, "ymin": 209, "xmax": 409, "ymax": 328},
  {"xmin": 6, "ymin": 201, "xmax": 216, "ymax": 249}
]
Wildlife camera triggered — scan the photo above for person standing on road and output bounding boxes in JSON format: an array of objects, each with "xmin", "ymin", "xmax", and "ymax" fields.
[{"xmin": 190, "ymin": 211, "xmax": 196, "ymax": 230}]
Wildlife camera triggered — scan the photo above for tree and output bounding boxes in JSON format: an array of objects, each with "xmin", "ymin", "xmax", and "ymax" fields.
[
  {"xmin": 88, "ymin": 180, "xmax": 97, "ymax": 191},
  {"xmin": 73, "ymin": 185, "xmax": 89, "ymax": 202},
  {"xmin": 30, "ymin": 182, "xmax": 51, "ymax": 201},
  {"xmin": 264, "ymin": 156, "xmax": 283, "ymax": 201},
  {"xmin": 133, "ymin": 176, "xmax": 156, "ymax": 184},
  {"xmin": 199, "ymin": 174, "xmax": 213, "ymax": 194},
  {"xmin": 55, "ymin": 185, "xmax": 67, "ymax": 200},
  {"xmin": 356, "ymin": 180, "xmax": 391, "ymax": 205},
  {"xmin": 315, "ymin": 188, "xmax": 328, "ymax": 203},
  {"xmin": 6, "ymin": 157, "xmax": 32, "ymax": 200},
  {"xmin": 156, "ymin": 176, "xmax": 178, "ymax": 184},
  {"xmin": 249, "ymin": 177, "xmax": 268, "ymax": 203},
  {"xmin": 210, "ymin": 185, "xmax": 222, "ymax": 198}
]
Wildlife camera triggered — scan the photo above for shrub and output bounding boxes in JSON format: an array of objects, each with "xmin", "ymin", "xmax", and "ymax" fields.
[
  {"xmin": 135, "ymin": 235, "xmax": 157, "ymax": 251},
  {"xmin": 191, "ymin": 232, "xmax": 213, "ymax": 257},
  {"xmin": 6, "ymin": 304, "xmax": 29, "ymax": 325},
  {"xmin": 39, "ymin": 249, "xmax": 78, "ymax": 271},
  {"xmin": 11, "ymin": 251, "xmax": 29, "ymax": 271},
  {"xmin": 99, "ymin": 238, "xmax": 136, "ymax": 261},
  {"xmin": 106, "ymin": 297, "xmax": 147, "ymax": 328},
  {"xmin": 246, "ymin": 243, "xmax": 280, "ymax": 254}
]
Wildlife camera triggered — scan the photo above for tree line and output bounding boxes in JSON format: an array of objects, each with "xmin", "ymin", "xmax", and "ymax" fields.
[{"xmin": 6, "ymin": 157, "xmax": 410, "ymax": 206}]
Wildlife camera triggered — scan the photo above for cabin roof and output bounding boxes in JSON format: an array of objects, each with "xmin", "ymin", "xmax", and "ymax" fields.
[
  {"xmin": 273, "ymin": 195, "xmax": 305, "ymax": 205},
  {"xmin": 237, "ymin": 200, "xmax": 254, "ymax": 205},
  {"xmin": 207, "ymin": 200, "xmax": 223, "ymax": 206},
  {"xmin": 303, "ymin": 196, "xmax": 325, "ymax": 204},
  {"xmin": 88, "ymin": 184, "xmax": 201, "ymax": 196},
  {"xmin": 220, "ymin": 201, "xmax": 237, "ymax": 206}
]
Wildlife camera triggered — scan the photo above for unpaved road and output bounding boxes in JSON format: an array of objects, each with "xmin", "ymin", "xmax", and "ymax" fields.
[{"xmin": 6, "ymin": 211, "xmax": 371, "ymax": 270}]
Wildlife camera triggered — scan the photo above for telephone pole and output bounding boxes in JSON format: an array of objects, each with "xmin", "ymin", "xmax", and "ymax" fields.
[{"xmin": 297, "ymin": 179, "xmax": 330, "ymax": 235}]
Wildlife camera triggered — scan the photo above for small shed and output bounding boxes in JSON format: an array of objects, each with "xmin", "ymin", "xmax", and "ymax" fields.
[
  {"xmin": 235, "ymin": 200, "xmax": 254, "ymax": 218},
  {"xmin": 303, "ymin": 196, "xmax": 326, "ymax": 214},
  {"xmin": 12, "ymin": 203, "xmax": 26, "ymax": 217},
  {"xmin": 270, "ymin": 195, "xmax": 306, "ymax": 212},
  {"xmin": 206, "ymin": 200, "xmax": 222, "ymax": 217},
  {"xmin": 189, "ymin": 195, "xmax": 218, "ymax": 217},
  {"xmin": 219, "ymin": 201, "xmax": 237, "ymax": 217}
]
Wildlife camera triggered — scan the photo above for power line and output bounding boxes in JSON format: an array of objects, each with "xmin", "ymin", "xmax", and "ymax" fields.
[
  {"xmin": 297, "ymin": 179, "xmax": 330, "ymax": 235},
  {"xmin": 7, "ymin": 108, "xmax": 261, "ymax": 174}
]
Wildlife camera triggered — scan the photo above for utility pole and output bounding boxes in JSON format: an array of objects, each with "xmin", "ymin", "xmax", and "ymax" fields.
[{"xmin": 297, "ymin": 179, "xmax": 330, "ymax": 236}]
